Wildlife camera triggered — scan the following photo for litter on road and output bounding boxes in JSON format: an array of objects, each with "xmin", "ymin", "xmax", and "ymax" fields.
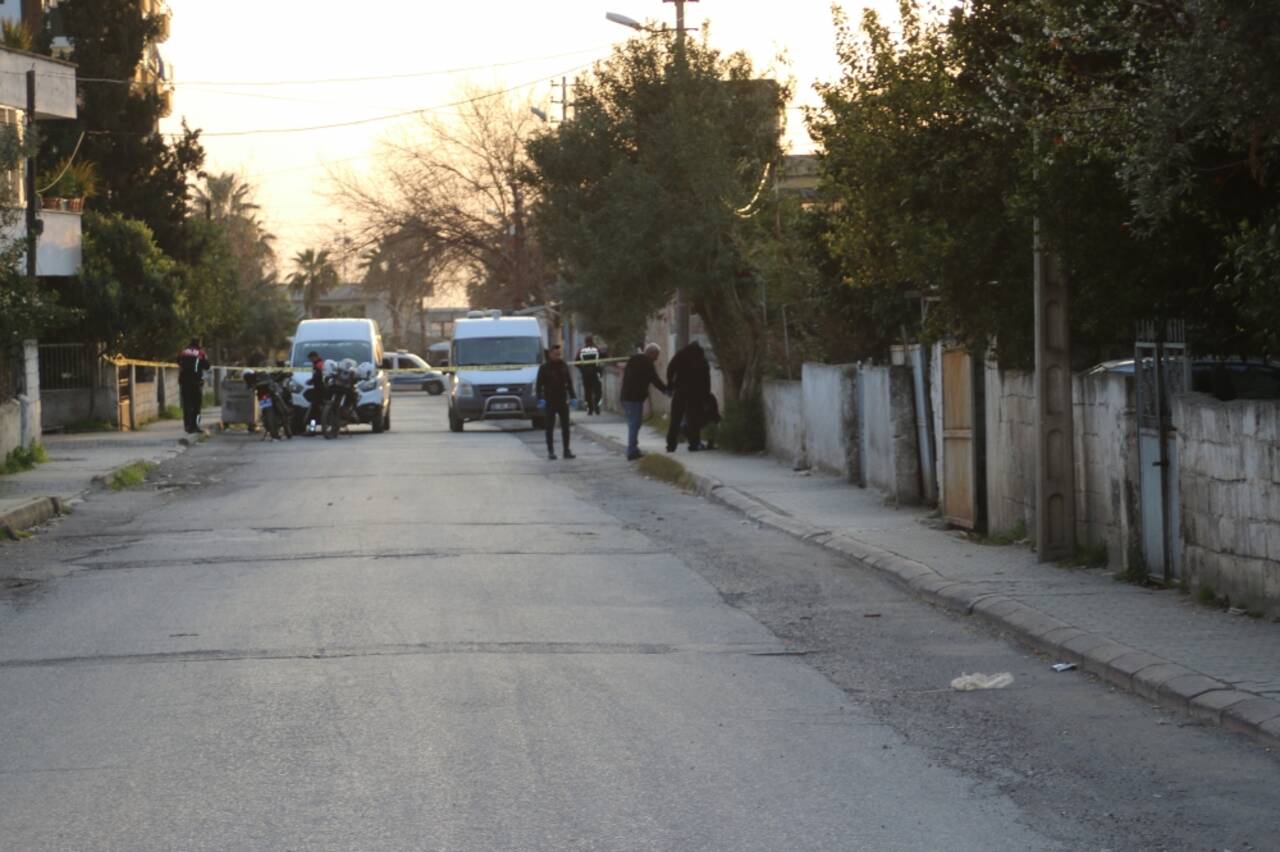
[{"xmin": 950, "ymin": 672, "xmax": 1015, "ymax": 690}]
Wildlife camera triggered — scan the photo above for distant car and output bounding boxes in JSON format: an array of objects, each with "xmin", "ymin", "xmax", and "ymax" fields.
[
  {"xmin": 385, "ymin": 351, "xmax": 446, "ymax": 395},
  {"xmin": 1088, "ymin": 358, "xmax": 1280, "ymax": 400}
]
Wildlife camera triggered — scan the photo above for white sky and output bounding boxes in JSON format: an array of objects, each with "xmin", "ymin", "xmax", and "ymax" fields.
[{"xmin": 158, "ymin": 0, "xmax": 898, "ymax": 268}]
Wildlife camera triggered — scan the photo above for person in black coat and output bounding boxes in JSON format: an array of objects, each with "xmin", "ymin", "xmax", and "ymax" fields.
[
  {"xmin": 665, "ymin": 341, "xmax": 711, "ymax": 452},
  {"xmin": 176, "ymin": 338, "xmax": 210, "ymax": 434},
  {"xmin": 535, "ymin": 344, "xmax": 577, "ymax": 460},
  {"xmin": 620, "ymin": 343, "xmax": 667, "ymax": 460}
]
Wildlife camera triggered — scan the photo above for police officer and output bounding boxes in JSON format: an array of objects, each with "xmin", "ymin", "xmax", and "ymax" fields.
[
  {"xmin": 575, "ymin": 335, "xmax": 603, "ymax": 416},
  {"xmin": 177, "ymin": 339, "xmax": 210, "ymax": 434}
]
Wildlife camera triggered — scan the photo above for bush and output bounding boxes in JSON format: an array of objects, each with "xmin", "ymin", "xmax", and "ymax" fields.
[
  {"xmin": 717, "ymin": 396, "xmax": 766, "ymax": 454},
  {"xmin": 2, "ymin": 441, "xmax": 48, "ymax": 475}
]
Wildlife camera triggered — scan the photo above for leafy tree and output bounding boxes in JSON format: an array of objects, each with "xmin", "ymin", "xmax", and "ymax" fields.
[
  {"xmin": 67, "ymin": 212, "xmax": 182, "ymax": 358},
  {"xmin": 526, "ymin": 32, "xmax": 785, "ymax": 398},
  {"xmin": 43, "ymin": 0, "xmax": 204, "ymax": 260},
  {"xmin": 287, "ymin": 249, "xmax": 340, "ymax": 318}
]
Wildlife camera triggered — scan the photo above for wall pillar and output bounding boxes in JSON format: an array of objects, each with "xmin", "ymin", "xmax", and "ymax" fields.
[
  {"xmin": 1034, "ymin": 220, "xmax": 1076, "ymax": 560},
  {"xmin": 19, "ymin": 338, "xmax": 40, "ymax": 448}
]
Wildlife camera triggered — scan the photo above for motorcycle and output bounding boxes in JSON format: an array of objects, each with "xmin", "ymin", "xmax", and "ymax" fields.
[
  {"xmin": 244, "ymin": 369, "xmax": 295, "ymax": 441},
  {"xmin": 321, "ymin": 359, "xmax": 362, "ymax": 439}
]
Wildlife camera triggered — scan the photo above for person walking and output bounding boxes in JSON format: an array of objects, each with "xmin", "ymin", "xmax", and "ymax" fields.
[
  {"xmin": 176, "ymin": 338, "xmax": 210, "ymax": 434},
  {"xmin": 536, "ymin": 344, "xmax": 577, "ymax": 460},
  {"xmin": 665, "ymin": 341, "xmax": 711, "ymax": 452},
  {"xmin": 575, "ymin": 335, "xmax": 603, "ymax": 416},
  {"xmin": 620, "ymin": 343, "xmax": 668, "ymax": 461}
]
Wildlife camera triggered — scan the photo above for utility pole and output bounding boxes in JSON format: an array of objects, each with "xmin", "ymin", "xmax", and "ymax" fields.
[
  {"xmin": 667, "ymin": 0, "xmax": 696, "ymax": 351},
  {"xmin": 25, "ymin": 68, "xmax": 38, "ymax": 278},
  {"xmin": 1033, "ymin": 215, "xmax": 1076, "ymax": 562}
]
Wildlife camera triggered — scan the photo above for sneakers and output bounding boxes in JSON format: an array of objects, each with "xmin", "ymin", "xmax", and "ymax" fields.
[
  {"xmin": 564, "ymin": 450, "xmax": 576, "ymax": 459},
  {"xmin": 548, "ymin": 450, "xmax": 557, "ymax": 460}
]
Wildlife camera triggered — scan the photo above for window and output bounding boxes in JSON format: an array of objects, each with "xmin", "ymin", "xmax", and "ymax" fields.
[
  {"xmin": 290, "ymin": 340, "xmax": 374, "ymax": 368},
  {"xmin": 454, "ymin": 337, "xmax": 543, "ymax": 367}
]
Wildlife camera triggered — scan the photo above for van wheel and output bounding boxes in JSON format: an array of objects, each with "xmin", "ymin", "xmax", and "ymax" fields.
[{"xmin": 449, "ymin": 408, "xmax": 464, "ymax": 432}]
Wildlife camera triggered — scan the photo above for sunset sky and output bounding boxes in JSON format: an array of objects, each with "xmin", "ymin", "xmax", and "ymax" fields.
[{"xmin": 158, "ymin": 0, "xmax": 901, "ymax": 275}]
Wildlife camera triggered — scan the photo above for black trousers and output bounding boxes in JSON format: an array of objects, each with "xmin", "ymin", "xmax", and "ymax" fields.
[
  {"xmin": 581, "ymin": 372, "xmax": 602, "ymax": 414},
  {"xmin": 667, "ymin": 391, "xmax": 704, "ymax": 449},
  {"xmin": 544, "ymin": 401, "xmax": 571, "ymax": 452},
  {"xmin": 179, "ymin": 382, "xmax": 203, "ymax": 432}
]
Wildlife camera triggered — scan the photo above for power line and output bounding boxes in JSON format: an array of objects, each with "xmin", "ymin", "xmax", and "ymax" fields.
[{"xmin": 84, "ymin": 63, "xmax": 593, "ymax": 139}]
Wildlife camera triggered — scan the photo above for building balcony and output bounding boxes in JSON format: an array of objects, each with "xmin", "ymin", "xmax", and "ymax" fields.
[
  {"xmin": 3, "ymin": 207, "xmax": 83, "ymax": 277},
  {"xmin": 0, "ymin": 46, "xmax": 76, "ymax": 119}
]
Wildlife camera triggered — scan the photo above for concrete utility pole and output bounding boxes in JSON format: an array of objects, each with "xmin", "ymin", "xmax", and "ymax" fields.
[
  {"xmin": 25, "ymin": 68, "xmax": 38, "ymax": 278},
  {"xmin": 668, "ymin": 0, "xmax": 694, "ymax": 352},
  {"xmin": 1033, "ymin": 217, "xmax": 1076, "ymax": 561}
]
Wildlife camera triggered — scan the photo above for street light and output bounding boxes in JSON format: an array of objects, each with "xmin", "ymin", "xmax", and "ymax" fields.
[
  {"xmin": 530, "ymin": 106, "xmax": 549, "ymax": 123},
  {"xmin": 605, "ymin": 11, "xmax": 643, "ymax": 30}
]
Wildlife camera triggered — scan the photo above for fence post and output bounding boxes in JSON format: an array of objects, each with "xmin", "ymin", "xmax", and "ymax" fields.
[{"xmin": 128, "ymin": 364, "xmax": 138, "ymax": 431}]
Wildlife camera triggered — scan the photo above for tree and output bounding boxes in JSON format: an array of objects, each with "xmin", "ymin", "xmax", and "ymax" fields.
[
  {"xmin": 359, "ymin": 227, "xmax": 443, "ymax": 347},
  {"xmin": 43, "ymin": 0, "xmax": 204, "ymax": 260},
  {"xmin": 287, "ymin": 249, "xmax": 339, "ymax": 318},
  {"xmin": 333, "ymin": 85, "xmax": 553, "ymax": 311},
  {"xmin": 68, "ymin": 212, "xmax": 182, "ymax": 358},
  {"xmin": 526, "ymin": 32, "xmax": 786, "ymax": 399}
]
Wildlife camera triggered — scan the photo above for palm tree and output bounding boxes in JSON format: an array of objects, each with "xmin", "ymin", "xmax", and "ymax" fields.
[
  {"xmin": 192, "ymin": 172, "xmax": 260, "ymax": 222},
  {"xmin": 287, "ymin": 248, "xmax": 340, "ymax": 317}
]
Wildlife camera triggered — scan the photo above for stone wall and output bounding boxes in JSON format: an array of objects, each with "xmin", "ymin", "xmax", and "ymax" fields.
[
  {"xmin": 801, "ymin": 362, "xmax": 859, "ymax": 482},
  {"xmin": 1176, "ymin": 394, "xmax": 1280, "ymax": 616},
  {"xmin": 762, "ymin": 379, "xmax": 805, "ymax": 467},
  {"xmin": 0, "ymin": 398, "xmax": 22, "ymax": 460},
  {"xmin": 860, "ymin": 365, "xmax": 921, "ymax": 504},
  {"xmin": 1073, "ymin": 370, "xmax": 1140, "ymax": 571}
]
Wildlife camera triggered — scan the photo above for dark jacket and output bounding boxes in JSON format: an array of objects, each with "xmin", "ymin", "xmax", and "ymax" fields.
[
  {"xmin": 536, "ymin": 360, "xmax": 576, "ymax": 406},
  {"xmin": 621, "ymin": 354, "xmax": 668, "ymax": 403},
  {"xmin": 575, "ymin": 345, "xmax": 602, "ymax": 380},
  {"xmin": 666, "ymin": 342, "xmax": 711, "ymax": 398},
  {"xmin": 177, "ymin": 346, "xmax": 209, "ymax": 388}
]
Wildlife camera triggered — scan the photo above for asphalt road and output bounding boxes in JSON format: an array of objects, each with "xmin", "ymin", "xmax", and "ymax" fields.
[{"xmin": 0, "ymin": 393, "xmax": 1276, "ymax": 851}]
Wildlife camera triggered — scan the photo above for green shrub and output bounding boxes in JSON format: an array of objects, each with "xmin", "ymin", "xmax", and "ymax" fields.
[
  {"xmin": 2, "ymin": 442, "xmax": 48, "ymax": 475},
  {"xmin": 717, "ymin": 396, "xmax": 766, "ymax": 453}
]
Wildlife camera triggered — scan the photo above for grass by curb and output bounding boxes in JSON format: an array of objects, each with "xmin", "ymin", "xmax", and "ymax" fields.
[
  {"xmin": 635, "ymin": 454, "xmax": 699, "ymax": 491},
  {"xmin": 106, "ymin": 461, "xmax": 154, "ymax": 491}
]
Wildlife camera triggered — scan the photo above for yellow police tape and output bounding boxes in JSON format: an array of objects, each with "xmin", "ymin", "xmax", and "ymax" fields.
[{"xmin": 101, "ymin": 353, "xmax": 628, "ymax": 375}]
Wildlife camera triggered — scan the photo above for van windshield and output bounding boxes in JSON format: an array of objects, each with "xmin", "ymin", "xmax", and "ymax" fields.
[
  {"xmin": 454, "ymin": 337, "xmax": 543, "ymax": 367},
  {"xmin": 291, "ymin": 340, "xmax": 373, "ymax": 368}
]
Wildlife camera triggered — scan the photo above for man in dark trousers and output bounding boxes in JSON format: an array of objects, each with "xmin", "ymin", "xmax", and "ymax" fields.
[
  {"xmin": 620, "ymin": 343, "xmax": 667, "ymax": 461},
  {"xmin": 302, "ymin": 350, "xmax": 327, "ymax": 433},
  {"xmin": 535, "ymin": 344, "xmax": 577, "ymax": 460},
  {"xmin": 176, "ymin": 338, "xmax": 210, "ymax": 434},
  {"xmin": 575, "ymin": 335, "xmax": 603, "ymax": 416},
  {"xmin": 665, "ymin": 340, "xmax": 711, "ymax": 452}
]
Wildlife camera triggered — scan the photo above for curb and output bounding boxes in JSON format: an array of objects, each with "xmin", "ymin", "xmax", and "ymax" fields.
[
  {"xmin": 575, "ymin": 421, "xmax": 1280, "ymax": 751},
  {"xmin": 0, "ymin": 496, "xmax": 63, "ymax": 539}
]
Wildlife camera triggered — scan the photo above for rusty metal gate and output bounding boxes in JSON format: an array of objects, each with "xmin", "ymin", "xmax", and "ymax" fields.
[
  {"xmin": 1135, "ymin": 320, "xmax": 1189, "ymax": 582},
  {"xmin": 941, "ymin": 346, "xmax": 978, "ymax": 529}
]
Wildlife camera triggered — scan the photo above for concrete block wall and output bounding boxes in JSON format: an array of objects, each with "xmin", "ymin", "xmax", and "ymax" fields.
[
  {"xmin": 860, "ymin": 365, "xmax": 921, "ymax": 504},
  {"xmin": 801, "ymin": 363, "xmax": 860, "ymax": 482},
  {"xmin": 762, "ymin": 379, "xmax": 805, "ymax": 467},
  {"xmin": 0, "ymin": 398, "xmax": 22, "ymax": 459},
  {"xmin": 1072, "ymin": 371, "xmax": 1140, "ymax": 571},
  {"xmin": 984, "ymin": 365, "xmax": 1037, "ymax": 536},
  {"xmin": 1176, "ymin": 394, "xmax": 1280, "ymax": 616},
  {"xmin": 1, "ymin": 340, "xmax": 43, "ymax": 458}
]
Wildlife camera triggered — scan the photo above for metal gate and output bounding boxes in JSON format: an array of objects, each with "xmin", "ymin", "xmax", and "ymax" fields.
[
  {"xmin": 1135, "ymin": 320, "xmax": 1189, "ymax": 582},
  {"xmin": 941, "ymin": 346, "xmax": 977, "ymax": 529}
]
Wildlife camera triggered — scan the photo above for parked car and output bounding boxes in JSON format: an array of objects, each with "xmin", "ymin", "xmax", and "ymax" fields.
[
  {"xmin": 385, "ymin": 351, "xmax": 446, "ymax": 395},
  {"xmin": 1087, "ymin": 358, "xmax": 1280, "ymax": 400}
]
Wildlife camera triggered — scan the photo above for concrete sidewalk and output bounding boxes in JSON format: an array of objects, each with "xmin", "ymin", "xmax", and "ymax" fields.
[
  {"xmin": 0, "ymin": 407, "xmax": 216, "ymax": 538},
  {"xmin": 576, "ymin": 413, "xmax": 1280, "ymax": 749}
]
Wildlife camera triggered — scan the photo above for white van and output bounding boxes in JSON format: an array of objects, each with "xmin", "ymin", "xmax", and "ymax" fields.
[
  {"xmin": 447, "ymin": 311, "xmax": 547, "ymax": 432},
  {"xmin": 288, "ymin": 318, "xmax": 392, "ymax": 433}
]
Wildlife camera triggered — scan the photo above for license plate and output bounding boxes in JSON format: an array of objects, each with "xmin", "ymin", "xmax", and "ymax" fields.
[
  {"xmin": 491, "ymin": 401, "xmax": 518, "ymax": 411},
  {"xmin": 258, "ymin": 398, "xmax": 272, "ymax": 409}
]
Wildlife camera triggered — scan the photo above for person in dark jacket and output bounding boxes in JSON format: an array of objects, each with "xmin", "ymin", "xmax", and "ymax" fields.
[
  {"xmin": 176, "ymin": 338, "xmax": 210, "ymax": 434},
  {"xmin": 665, "ymin": 341, "xmax": 711, "ymax": 452},
  {"xmin": 575, "ymin": 335, "xmax": 603, "ymax": 416},
  {"xmin": 303, "ymin": 351, "xmax": 327, "ymax": 433},
  {"xmin": 535, "ymin": 344, "xmax": 577, "ymax": 460},
  {"xmin": 620, "ymin": 343, "xmax": 668, "ymax": 460}
]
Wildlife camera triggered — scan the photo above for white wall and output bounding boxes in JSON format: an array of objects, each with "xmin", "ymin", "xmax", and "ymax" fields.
[
  {"xmin": 801, "ymin": 362, "xmax": 859, "ymax": 482},
  {"xmin": 1072, "ymin": 370, "xmax": 1139, "ymax": 570},
  {"xmin": 984, "ymin": 364, "xmax": 1037, "ymax": 536},
  {"xmin": 762, "ymin": 379, "xmax": 804, "ymax": 467},
  {"xmin": 859, "ymin": 364, "xmax": 921, "ymax": 504}
]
